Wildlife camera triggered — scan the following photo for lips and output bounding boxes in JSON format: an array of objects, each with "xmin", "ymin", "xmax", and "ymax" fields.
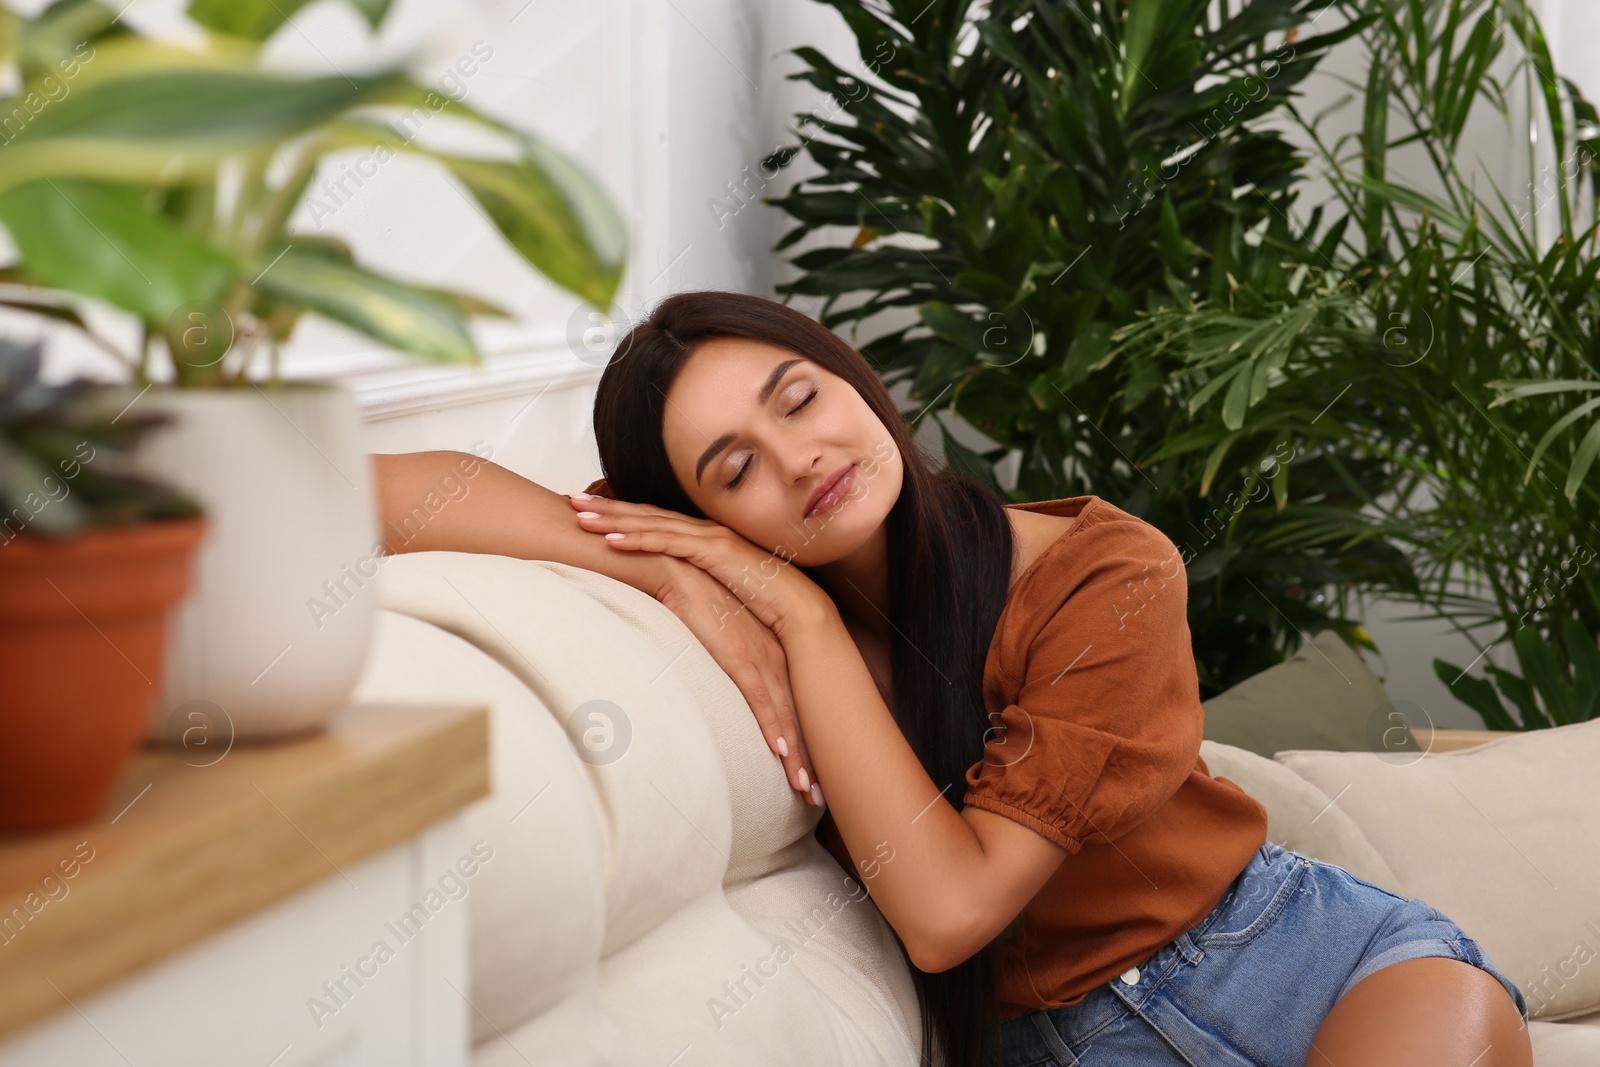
[{"xmin": 805, "ymin": 462, "xmax": 856, "ymax": 519}]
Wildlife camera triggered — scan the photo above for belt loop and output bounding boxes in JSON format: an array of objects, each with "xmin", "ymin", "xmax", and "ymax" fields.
[
  {"xmin": 1173, "ymin": 928, "xmax": 1205, "ymax": 966},
  {"xmin": 1028, "ymin": 1011, "xmax": 1081, "ymax": 1067}
]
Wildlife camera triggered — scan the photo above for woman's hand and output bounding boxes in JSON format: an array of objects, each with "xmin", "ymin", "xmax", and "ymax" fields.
[
  {"xmin": 567, "ymin": 492, "xmax": 833, "ymax": 641},
  {"xmin": 648, "ymin": 557, "xmax": 822, "ymax": 805},
  {"xmin": 569, "ymin": 488, "xmax": 823, "ymax": 803}
]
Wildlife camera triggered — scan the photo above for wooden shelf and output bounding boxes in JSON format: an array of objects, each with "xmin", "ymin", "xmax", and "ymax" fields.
[
  {"xmin": 0, "ymin": 703, "xmax": 489, "ymax": 1042},
  {"xmin": 1409, "ymin": 726, "xmax": 1521, "ymax": 753}
]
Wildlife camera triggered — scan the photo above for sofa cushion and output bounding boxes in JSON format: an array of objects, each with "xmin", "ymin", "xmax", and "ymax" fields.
[
  {"xmin": 1275, "ymin": 717, "xmax": 1600, "ymax": 1022},
  {"xmin": 365, "ymin": 551, "xmax": 924, "ymax": 1066},
  {"xmin": 1529, "ymin": 1003, "xmax": 1600, "ymax": 1067},
  {"xmin": 1202, "ymin": 629, "xmax": 1418, "ymax": 759},
  {"xmin": 1198, "ymin": 740, "xmax": 1400, "ymax": 893},
  {"xmin": 352, "ymin": 609, "xmax": 611, "ymax": 1057},
  {"xmin": 1528, "ymin": 1019, "xmax": 1600, "ymax": 1067}
]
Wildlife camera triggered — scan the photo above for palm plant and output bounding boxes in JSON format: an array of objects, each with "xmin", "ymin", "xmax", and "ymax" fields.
[
  {"xmin": 0, "ymin": 0, "xmax": 624, "ymax": 387},
  {"xmin": 1113, "ymin": 0, "xmax": 1600, "ymax": 728},
  {"xmin": 763, "ymin": 0, "xmax": 1411, "ymax": 694}
]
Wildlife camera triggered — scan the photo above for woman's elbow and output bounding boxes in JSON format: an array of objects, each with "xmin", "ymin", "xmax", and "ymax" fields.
[{"xmin": 908, "ymin": 909, "xmax": 985, "ymax": 974}]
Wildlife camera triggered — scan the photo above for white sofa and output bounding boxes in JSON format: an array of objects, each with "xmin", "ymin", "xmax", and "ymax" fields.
[{"xmin": 350, "ymin": 551, "xmax": 1600, "ymax": 1066}]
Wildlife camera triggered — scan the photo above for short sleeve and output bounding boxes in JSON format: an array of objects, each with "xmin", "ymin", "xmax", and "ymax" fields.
[{"xmin": 962, "ymin": 520, "xmax": 1201, "ymax": 855}]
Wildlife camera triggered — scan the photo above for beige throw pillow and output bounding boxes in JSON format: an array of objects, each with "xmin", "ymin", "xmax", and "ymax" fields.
[
  {"xmin": 1275, "ymin": 718, "xmax": 1600, "ymax": 1022},
  {"xmin": 1199, "ymin": 740, "xmax": 1401, "ymax": 893}
]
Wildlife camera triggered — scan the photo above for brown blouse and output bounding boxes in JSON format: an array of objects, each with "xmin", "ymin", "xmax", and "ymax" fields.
[{"xmin": 966, "ymin": 495, "xmax": 1269, "ymax": 1018}]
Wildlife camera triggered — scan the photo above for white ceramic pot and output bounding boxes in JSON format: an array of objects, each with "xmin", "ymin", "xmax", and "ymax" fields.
[{"xmin": 129, "ymin": 383, "xmax": 380, "ymax": 742}]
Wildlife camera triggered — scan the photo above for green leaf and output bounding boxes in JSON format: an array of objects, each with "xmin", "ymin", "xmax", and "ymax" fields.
[
  {"xmin": 1518, "ymin": 394, "xmax": 1600, "ymax": 488},
  {"xmin": 1, "ymin": 63, "xmax": 409, "ymax": 192},
  {"xmin": 1486, "ymin": 659, "xmax": 1552, "ymax": 730},
  {"xmin": 953, "ymin": 268, "xmax": 1015, "ymax": 306},
  {"xmin": 1433, "ymin": 657, "xmax": 1519, "ymax": 731},
  {"xmin": 1057, "ymin": 321, "xmax": 1114, "ymax": 390},
  {"xmin": 1343, "ymin": 174, "xmax": 1472, "ymax": 233},
  {"xmin": 251, "ymin": 245, "xmax": 476, "ymax": 364},
  {"xmin": 418, "ymin": 286, "xmax": 514, "ymax": 320},
  {"xmin": 1439, "ymin": 14, "xmax": 1501, "ymax": 148},
  {"xmin": 909, "ymin": 340, "xmax": 972, "ymax": 404},
  {"xmin": 1361, "ymin": 52, "xmax": 1390, "ymax": 260},
  {"xmin": 443, "ymin": 144, "xmax": 626, "ymax": 309},
  {"xmin": 919, "ymin": 300, "xmax": 990, "ymax": 353},
  {"xmin": 1199, "ymin": 429, "xmax": 1246, "ymax": 497},
  {"xmin": 1561, "ymin": 620, "xmax": 1600, "ymax": 721},
  {"xmin": 0, "ymin": 8, "xmax": 18, "ymax": 69},
  {"xmin": 0, "ymin": 437, "xmax": 90, "ymax": 533},
  {"xmin": 1158, "ymin": 195, "xmax": 1187, "ymax": 275},
  {"xmin": 1181, "ymin": 351, "xmax": 1252, "ymax": 425},
  {"xmin": 345, "ymin": 0, "xmax": 394, "ymax": 29},
  {"xmin": 14, "ymin": 0, "xmax": 117, "ymax": 82},
  {"xmin": 1485, "ymin": 377, "xmax": 1600, "ymax": 405},
  {"xmin": 280, "ymin": 117, "xmax": 627, "ymax": 309},
  {"xmin": 1221, "ymin": 354, "xmax": 1254, "ymax": 429},
  {"xmin": 1511, "ymin": 624, "xmax": 1573, "ymax": 725},
  {"xmin": 1565, "ymin": 416, "xmax": 1600, "ymax": 500},
  {"xmin": 1121, "ymin": 355, "xmax": 1164, "ymax": 411},
  {"xmin": 1507, "ymin": 2, "xmax": 1573, "ymax": 234},
  {"xmin": 937, "ymin": 418, "xmax": 1002, "ymax": 494},
  {"xmin": 0, "ymin": 179, "xmax": 234, "ymax": 322},
  {"xmin": 1120, "ymin": 0, "xmax": 1161, "ymax": 114},
  {"xmin": 186, "ymin": 0, "xmax": 392, "ymax": 40},
  {"xmin": 0, "ymin": 296, "xmax": 88, "ymax": 330}
]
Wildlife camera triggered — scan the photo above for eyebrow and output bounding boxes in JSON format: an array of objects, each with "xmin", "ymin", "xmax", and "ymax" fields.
[{"xmin": 695, "ymin": 357, "xmax": 806, "ymax": 485}]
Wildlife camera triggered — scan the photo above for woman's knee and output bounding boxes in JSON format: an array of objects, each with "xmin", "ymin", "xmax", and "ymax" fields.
[{"xmin": 1304, "ymin": 956, "xmax": 1531, "ymax": 1067}]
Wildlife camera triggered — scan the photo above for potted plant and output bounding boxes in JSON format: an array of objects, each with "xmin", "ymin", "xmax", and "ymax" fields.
[
  {"xmin": 0, "ymin": 338, "xmax": 206, "ymax": 829},
  {"xmin": 760, "ymin": 0, "xmax": 1394, "ymax": 695},
  {"xmin": 0, "ymin": 0, "xmax": 626, "ymax": 739}
]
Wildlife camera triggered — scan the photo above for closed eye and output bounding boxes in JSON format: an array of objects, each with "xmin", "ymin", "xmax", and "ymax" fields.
[{"xmin": 724, "ymin": 388, "xmax": 819, "ymax": 490}]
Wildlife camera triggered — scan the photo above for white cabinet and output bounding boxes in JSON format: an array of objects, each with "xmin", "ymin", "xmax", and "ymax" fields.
[{"xmin": 0, "ymin": 816, "xmax": 470, "ymax": 1067}]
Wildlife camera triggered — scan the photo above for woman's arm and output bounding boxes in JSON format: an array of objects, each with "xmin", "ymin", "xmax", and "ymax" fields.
[
  {"xmin": 372, "ymin": 450, "xmax": 676, "ymax": 598},
  {"xmin": 373, "ymin": 450, "xmax": 822, "ymax": 803},
  {"xmin": 781, "ymin": 600, "xmax": 1069, "ymax": 973}
]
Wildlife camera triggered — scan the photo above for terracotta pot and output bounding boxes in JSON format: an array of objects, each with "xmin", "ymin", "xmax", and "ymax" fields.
[{"xmin": 0, "ymin": 517, "xmax": 207, "ymax": 830}]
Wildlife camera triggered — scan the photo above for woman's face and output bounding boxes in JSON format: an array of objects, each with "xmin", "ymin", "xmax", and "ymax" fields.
[{"xmin": 660, "ymin": 336, "xmax": 903, "ymax": 565}]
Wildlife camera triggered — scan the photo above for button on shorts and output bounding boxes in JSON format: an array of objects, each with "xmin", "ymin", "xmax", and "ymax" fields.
[{"xmin": 984, "ymin": 840, "xmax": 1529, "ymax": 1067}]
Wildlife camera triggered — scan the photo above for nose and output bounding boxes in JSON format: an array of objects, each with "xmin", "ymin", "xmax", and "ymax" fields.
[{"xmin": 778, "ymin": 437, "xmax": 822, "ymax": 486}]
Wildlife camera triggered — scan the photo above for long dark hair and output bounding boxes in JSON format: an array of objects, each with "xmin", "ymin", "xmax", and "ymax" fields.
[{"xmin": 592, "ymin": 289, "xmax": 1017, "ymax": 1067}]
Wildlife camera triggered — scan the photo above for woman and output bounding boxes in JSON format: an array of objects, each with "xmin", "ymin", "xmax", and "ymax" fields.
[{"xmin": 373, "ymin": 290, "xmax": 1532, "ymax": 1067}]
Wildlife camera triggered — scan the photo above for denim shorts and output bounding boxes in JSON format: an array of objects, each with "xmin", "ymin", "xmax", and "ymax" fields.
[{"xmin": 985, "ymin": 840, "xmax": 1529, "ymax": 1067}]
